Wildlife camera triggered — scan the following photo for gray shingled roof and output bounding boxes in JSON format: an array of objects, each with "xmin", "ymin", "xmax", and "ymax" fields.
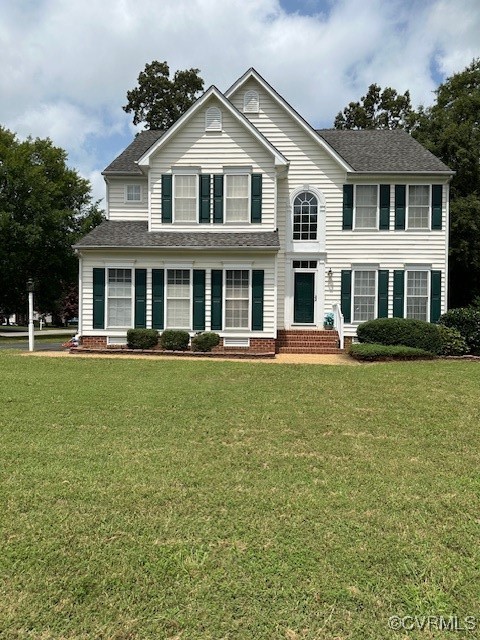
[
  {"xmin": 103, "ymin": 131, "xmax": 165, "ymax": 174},
  {"xmin": 317, "ymin": 129, "xmax": 452, "ymax": 173},
  {"xmin": 74, "ymin": 221, "xmax": 280, "ymax": 250}
]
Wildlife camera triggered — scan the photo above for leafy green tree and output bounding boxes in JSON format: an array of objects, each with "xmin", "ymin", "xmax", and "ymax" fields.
[
  {"xmin": 334, "ymin": 83, "xmax": 415, "ymax": 131},
  {"xmin": 0, "ymin": 127, "xmax": 104, "ymax": 319},
  {"xmin": 123, "ymin": 60, "xmax": 204, "ymax": 130}
]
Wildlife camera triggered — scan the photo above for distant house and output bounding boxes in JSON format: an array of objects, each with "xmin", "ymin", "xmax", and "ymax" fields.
[{"xmin": 74, "ymin": 68, "xmax": 452, "ymax": 354}]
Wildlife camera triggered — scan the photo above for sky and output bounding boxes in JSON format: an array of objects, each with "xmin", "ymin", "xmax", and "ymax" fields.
[{"xmin": 1, "ymin": 0, "xmax": 479, "ymax": 205}]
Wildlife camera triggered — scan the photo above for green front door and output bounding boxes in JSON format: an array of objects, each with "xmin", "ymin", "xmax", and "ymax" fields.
[{"xmin": 294, "ymin": 272, "xmax": 315, "ymax": 323}]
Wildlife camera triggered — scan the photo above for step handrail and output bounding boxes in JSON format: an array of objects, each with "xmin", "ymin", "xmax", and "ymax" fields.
[{"xmin": 332, "ymin": 303, "xmax": 344, "ymax": 350}]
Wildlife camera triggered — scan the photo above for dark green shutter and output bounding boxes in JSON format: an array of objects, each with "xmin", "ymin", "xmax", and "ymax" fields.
[
  {"xmin": 134, "ymin": 269, "xmax": 146, "ymax": 328},
  {"xmin": 342, "ymin": 185, "xmax": 353, "ymax": 230},
  {"xmin": 199, "ymin": 175, "xmax": 211, "ymax": 223},
  {"xmin": 193, "ymin": 270, "xmax": 206, "ymax": 330},
  {"xmin": 432, "ymin": 185, "xmax": 443, "ymax": 230},
  {"xmin": 430, "ymin": 271, "xmax": 442, "ymax": 322},
  {"xmin": 395, "ymin": 185, "xmax": 406, "ymax": 230},
  {"xmin": 377, "ymin": 270, "xmax": 389, "ymax": 318},
  {"xmin": 152, "ymin": 269, "xmax": 164, "ymax": 330},
  {"xmin": 393, "ymin": 270, "xmax": 405, "ymax": 317},
  {"xmin": 213, "ymin": 175, "xmax": 224, "ymax": 224},
  {"xmin": 340, "ymin": 270, "xmax": 352, "ymax": 323},
  {"xmin": 211, "ymin": 270, "xmax": 223, "ymax": 330},
  {"xmin": 251, "ymin": 174, "xmax": 262, "ymax": 223},
  {"xmin": 379, "ymin": 185, "xmax": 390, "ymax": 230},
  {"xmin": 162, "ymin": 175, "xmax": 172, "ymax": 223},
  {"xmin": 252, "ymin": 270, "xmax": 264, "ymax": 331},
  {"xmin": 93, "ymin": 268, "xmax": 105, "ymax": 329}
]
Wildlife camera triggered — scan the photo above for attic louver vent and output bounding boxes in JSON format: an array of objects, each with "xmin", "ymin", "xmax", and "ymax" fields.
[
  {"xmin": 244, "ymin": 90, "xmax": 259, "ymax": 113},
  {"xmin": 205, "ymin": 107, "xmax": 222, "ymax": 131}
]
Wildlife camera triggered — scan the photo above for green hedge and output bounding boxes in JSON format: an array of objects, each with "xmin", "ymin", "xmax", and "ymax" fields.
[
  {"xmin": 357, "ymin": 318, "xmax": 444, "ymax": 354},
  {"xmin": 160, "ymin": 329, "xmax": 190, "ymax": 351},
  {"xmin": 126, "ymin": 329, "xmax": 159, "ymax": 350},
  {"xmin": 436, "ymin": 324, "xmax": 468, "ymax": 356},
  {"xmin": 191, "ymin": 332, "xmax": 220, "ymax": 352},
  {"xmin": 348, "ymin": 343, "xmax": 435, "ymax": 361},
  {"xmin": 438, "ymin": 307, "xmax": 480, "ymax": 354}
]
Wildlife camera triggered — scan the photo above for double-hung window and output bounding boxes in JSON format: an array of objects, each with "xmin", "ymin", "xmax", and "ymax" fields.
[
  {"xmin": 353, "ymin": 270, "xmax": 376, "ymax": 322},
  {"xmin": 174, "ymin": 175, "xmax": 197, "ymax": 223},
  {"xmin": 407, "ymin": 185, "xmax": 430, "ymax": 229},
  {"xmin": 355, "ymin": 185, "xmax": 378, "ymax": 229},
  {"xmin": 107, "ymin": 269, "xmax": 132, "ymax": 327},
  {"xmin": 225, "ymin": 270, "xmax": 250, "ymax": 329},
  {"xmin": 225, "ymin": 175, "xmax": 249, "ymax": 222},
  {"xmin": 406, "ymin": 270, "xmax": 429, "ymax": 320},
  {"xmin": 166, "ymin": 269, "xmax": 191, "ymax": 328},
  {"xmin": 126, "ymin": 184, "xmax": 141, "ymax": 202}
]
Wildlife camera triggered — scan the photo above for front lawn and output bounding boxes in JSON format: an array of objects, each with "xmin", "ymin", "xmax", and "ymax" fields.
[{"xmin": 0, "ymin": 353, "xmax": 479, "ymax": 639}]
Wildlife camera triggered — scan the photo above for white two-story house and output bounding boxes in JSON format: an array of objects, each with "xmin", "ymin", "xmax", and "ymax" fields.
[{"xmin": 74, "ymin": 68, "xmax": 452, "ymax": 354}]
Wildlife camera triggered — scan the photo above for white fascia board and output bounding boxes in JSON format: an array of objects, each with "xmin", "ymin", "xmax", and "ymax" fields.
[
  {"xmin": 225, "ymin": 68, "xmax": 353, "ymax": 173},
  {"xmin": 136, "ymin": 85, "xmax": 288, "ymax": 168}
]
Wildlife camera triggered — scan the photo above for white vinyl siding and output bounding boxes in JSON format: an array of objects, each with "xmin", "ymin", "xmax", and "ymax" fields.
[
  {"xmin": 174, "ymin": 175, "xmax": 197, "ymax": 223},
  {"xmin": 408, "ymin": 185, "xmax": 430, "ymax": 229},
  {"xmin": 166, "ymin": 269, "xmax": 191, "ymax": 329},
  {"xmin": 353, "ymin": 270, "xmax": 376, "ymax": 322},
  {"xmin": 406, "ymin": 270, "xmax": 429, "ymax": 320},
  {"xmin": 107, "ymin": 179, "xmax": 148, "ymax": 221},
  {"xmin": 355, "ymin": 185, "xmax": 378, "ymax": 229},
  {"xmin": 107, "ymin": 269, "xmax": 132, "ymax": 328},
  {"xmin": 225, "ymin": 270, "xmax": 250, "ymax": 329},
  {"xmin": 225, "ymin": 175, "xmax": 249, "ymax": 222}
]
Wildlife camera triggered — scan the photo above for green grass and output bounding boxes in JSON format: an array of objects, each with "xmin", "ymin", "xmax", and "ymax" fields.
[{"xmin": 1, "ymin": 353, "xmax": 479, "ymax": 639}]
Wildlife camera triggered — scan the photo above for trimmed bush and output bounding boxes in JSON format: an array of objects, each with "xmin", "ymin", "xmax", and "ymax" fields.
[
  {"xmin": 438, "ymin": 307, "xmax": 480, "ymax": 354},
  {"xmin": 127, "ymin": 329, "xmax": 158, "ymax": 350},
  {"xmin": 357, "ymin": 318, "xmax": 444, "ymax": 354},
  {"xmin": 160, "ymin": 329, "xmax": 190, "ymax": 351},
  {"xmin": 348, "ymin": 343, "xmax": 435, "ymax": 361},
  {"xmin": 191, "ymin": 332, "xmax": 220, "ymax": 352},
  {"xmin": 436, "ymin": 324, "xmax": 469, "ymax": 356}
]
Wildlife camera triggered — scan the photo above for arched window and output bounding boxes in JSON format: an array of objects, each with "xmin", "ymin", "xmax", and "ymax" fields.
[
  {"xmin": 244, "ymin": 90, "xmax": 259, "ymax": 113},
  {"xmin": 293, "ymin": 191, "xmax": 318, "ymax": 240},
  {"xmin": 205, "ymin": 107, "xmax": 222, "ymax": 131}
]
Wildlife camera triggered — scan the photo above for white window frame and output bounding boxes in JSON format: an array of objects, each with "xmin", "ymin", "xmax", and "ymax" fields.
[
  {"xmin": 205, "ymin": 106, "xmax": 222, "ymax": 131},
  {"xmin": 172, "ymin": 173, "xmax": 199, "ymax": 224},
  {"xmin": 406, "ymin": 185, "xmax": 431, "ymax": 231},
  {"xmin": 224, "ymin": 173, "xmax": 251, "ymax": 224},
  {"xmin": 165, "ymin": 268, "xmax": 193, "ymax": 330},
  {"xmin": 352, "ymin": 269, "xmax": 378, "ymax": 323},
  {"xmin": 125, "ymin": 184, "xmax": 142, "ymax": 203},
  {"xmin": 354, "ymin": 185, "xmax": 379, "ymax": 230},
  {"xmin": 223, "ymin": 269, "xmax": 251, "ymax": 331},
  {"xmin": 106, "ymin": 267, "xmax": 133, "ymax": 329},
  {"xmin": 244, "ymin": 90, "xmax": 259, "ymax": 113},
  {"xmin": 404, "ymin": 268, "xmax": 431, "ymax": 321},
  {"xmin": 292, "ymin": 190, "xmax": 319, "ymax": 241}
]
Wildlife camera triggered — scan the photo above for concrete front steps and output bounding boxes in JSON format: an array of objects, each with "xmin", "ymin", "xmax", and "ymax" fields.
[{"xmin": 276, "ymin": 329, "xmax": 342, "ymax": 354}]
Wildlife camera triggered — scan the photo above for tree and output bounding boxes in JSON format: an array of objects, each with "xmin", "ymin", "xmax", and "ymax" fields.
[
  {"xmin": 334, "ymin": 83, "xmax": 416, "ymax": 131},
  {"xmin": 0, "ymin": 127, "xmax": 104, "ymax": 320},
  {"xmin": 123, "ymin": 60, "xmax": 204, "ymax": 130}
]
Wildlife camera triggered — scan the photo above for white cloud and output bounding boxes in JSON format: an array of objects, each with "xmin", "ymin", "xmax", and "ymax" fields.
[{"xmin": 0, "ymin": 0, "xmax": 478, "ymax": 202}]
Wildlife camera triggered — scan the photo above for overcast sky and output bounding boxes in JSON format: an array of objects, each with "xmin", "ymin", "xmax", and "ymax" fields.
[{"xmin": 1, "ymin": 0, "xmax": 479, "ymax": 204}]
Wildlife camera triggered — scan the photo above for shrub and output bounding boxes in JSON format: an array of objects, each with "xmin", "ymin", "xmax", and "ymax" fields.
[
  {"xmin": 160, "ymin": 329, "xmax": 190, "ymax": 351},
  {"xmin": 357, "ymin": 318, "xmax": 444, "ymax": 354},
  {"xmin": 438, "ymin": 307, "xmax": 480, "ymax": 354},
  {"xmin": 436, "ymin": 324, "xmax": 469, "ymax": 356},
  {"xmin": 191, "ymin": 332, "xmax": 220, "ymax": 352},
  {"xmin": 127, "ymin": 329, "xmax": 158, "ymax": 350},
  {"xmin": 348, "ymin": 343, "xmax": 435, "ymax": 361}
]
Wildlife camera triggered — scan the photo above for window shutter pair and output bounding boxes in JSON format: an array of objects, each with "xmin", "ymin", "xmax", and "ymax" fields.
[
  {"xmin": 210, "ymin": 269, "xmax": 264, "ymax": 331},
  {"xmin": 395, "ymin": 184, "xmax": 443, "ymax": 230},
  {"xmin": 342, "ymin": 185, "xmax": 391, "ymax": 230},
  {"xmin": 92, "ymin": 268, "xmax": 148, "ymax": 329},
  {"xmin": 161, "ymin": 174, "xmax": 211, "ymax": 224},
  {"xmin": 393, "ymin": 270, "xmax": 442, "ymax": 321},
  {"xmin": 152, "ymin": 269, "xmax": 207, "ymax": 330},
  {"xmin": 340, "ymin": 269, "xmax": 389, "ymax": 323}
]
